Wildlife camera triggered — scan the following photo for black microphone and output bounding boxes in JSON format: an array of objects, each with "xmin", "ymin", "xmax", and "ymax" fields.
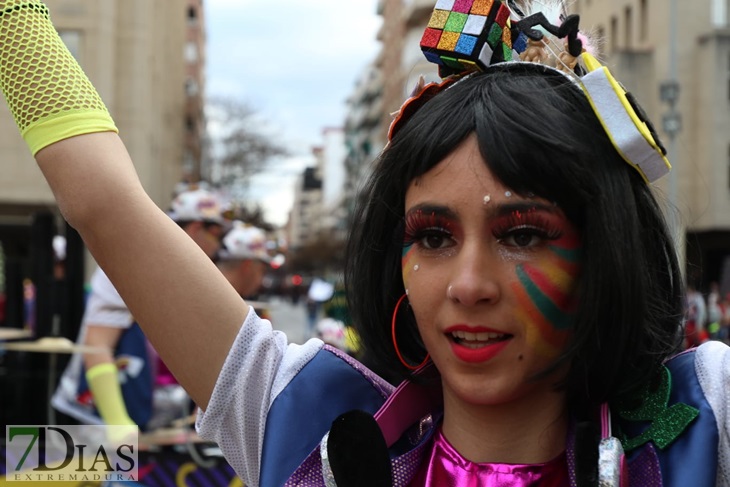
[{"xmin": 327, "ymin": 409, "xmax": 393, "ymax": 487}]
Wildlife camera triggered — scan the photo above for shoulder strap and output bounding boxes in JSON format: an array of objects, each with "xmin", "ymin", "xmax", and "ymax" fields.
[{"xmin": 374, "ymin": 370, "xmax": 442, "ymax": 447}]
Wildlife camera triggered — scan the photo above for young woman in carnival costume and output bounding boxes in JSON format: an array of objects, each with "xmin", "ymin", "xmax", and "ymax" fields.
[{"xmin": 1, "ymin": 0, "xmax": 728, "ymax": 485}]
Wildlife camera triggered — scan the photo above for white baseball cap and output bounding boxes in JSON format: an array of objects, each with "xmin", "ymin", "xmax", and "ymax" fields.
[
  {"xmin": 219, "ymin": 221, "xmax": 271, "ymax": 263},
  {"xmin": 53, "ymin": 235, "xmax": 66, "ymax": 261},
  {"xmin": 167, "ymin": 189, "xmax": 224, "ymax": 224}
]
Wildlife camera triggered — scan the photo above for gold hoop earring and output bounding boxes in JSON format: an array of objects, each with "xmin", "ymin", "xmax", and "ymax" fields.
[{"xmin": 391, "ymin": 293, "xmax": 430, "ymax": 370}]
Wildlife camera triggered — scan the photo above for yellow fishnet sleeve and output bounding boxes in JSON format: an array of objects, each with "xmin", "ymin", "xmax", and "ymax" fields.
[{"xmin": 0, "ymin": 0, "xmax": 117, "ymax": 156}]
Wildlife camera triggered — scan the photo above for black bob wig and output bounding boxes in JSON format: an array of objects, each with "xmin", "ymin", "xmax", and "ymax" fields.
[{"xmin": 344, "ymin": 62, "xmax": 684, "ymax": 412}]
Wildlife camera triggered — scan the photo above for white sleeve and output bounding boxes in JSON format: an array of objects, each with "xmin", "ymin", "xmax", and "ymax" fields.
[
  {"xmin": 82, "ymin": 267, "xmax": 133, "ymax": 328},
  {"xmin": 694, "ymin": 341, "xmax": 730, "ymax": 485},
  {"xmin": 195, "ymin": 307, "xmax": 324, "ymax": 487}
]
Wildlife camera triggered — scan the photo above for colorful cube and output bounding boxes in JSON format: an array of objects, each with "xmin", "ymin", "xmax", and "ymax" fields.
[{"xmin": 420, "ymin": 0, "xmax": 524, "ymax": 75}]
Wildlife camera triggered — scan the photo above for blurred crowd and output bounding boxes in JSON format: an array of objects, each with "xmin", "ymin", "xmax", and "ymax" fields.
[
  {"xmin": 684, "ymin": 281, "xmax": 730, "ymax": 348},
  {"xmin": 40, "ymin": 184, "xmax": 361, "ymax": 436}
]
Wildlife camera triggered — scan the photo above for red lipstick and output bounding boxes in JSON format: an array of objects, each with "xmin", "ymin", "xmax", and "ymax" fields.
[{"xmin": 445, "ymin": 325, "xmax": 511, "ymax": 363}]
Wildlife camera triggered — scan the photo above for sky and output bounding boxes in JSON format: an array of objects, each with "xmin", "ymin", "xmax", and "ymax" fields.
[{"xmin": 205, "ymin": 0, "xmax": 382, "ymax": 226}]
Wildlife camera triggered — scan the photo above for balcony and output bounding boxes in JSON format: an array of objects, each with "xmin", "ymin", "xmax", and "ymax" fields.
[{"xmin": 402, "ymin": 0, "xmax": 434, "ymax": 27}]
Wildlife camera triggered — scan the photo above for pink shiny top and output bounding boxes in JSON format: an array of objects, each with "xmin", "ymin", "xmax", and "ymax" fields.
[{"xmin": 409, "ymin": 428, "xmax": 569, "ymax": 486}]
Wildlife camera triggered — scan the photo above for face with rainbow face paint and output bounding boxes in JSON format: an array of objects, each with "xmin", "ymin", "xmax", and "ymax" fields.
[{"xmin": 402, "ymin": 135, "xmax": 582, "ymax": 411}]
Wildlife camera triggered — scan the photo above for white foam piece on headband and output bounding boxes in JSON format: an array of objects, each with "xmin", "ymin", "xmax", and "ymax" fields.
[
  {"xmin": 580, "ymin": 68, "xmax": 669, "ymax": 182},
  {"xmin": 435, "ymin": 0, "xmax": 456, "ymax": 10}
]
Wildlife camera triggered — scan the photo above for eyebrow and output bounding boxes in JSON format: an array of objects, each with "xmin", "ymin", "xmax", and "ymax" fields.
[
  {"xmin": 404, "ymin": 204, "xmax": 458, "ymax": 220},
  {"xmin": 405, "ymin": 201, "xmax": 561, "ymax": 220},
  {"xmin": 488, "ymin": 202, "xmax": 561, "ymax": 218}
]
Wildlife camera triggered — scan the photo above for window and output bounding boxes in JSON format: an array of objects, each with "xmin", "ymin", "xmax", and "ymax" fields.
[
  {"xmin": 59, "ymin": 30, "xmax": 81, "ymax": 61},
  {"xmin": 639, "ymin": 0, "xmax": 648, "ymax": 42},
  {"xmin": 624, "ymin": 6, "xmax": 633, "ymax": 49},
  {"xmin": 187, "ymin": 6, "xmax": 198, "ymax": 26},
  {"xmin": 184, "ymin": 41, "xmax": 198, "ymax": 63},
  {"xmin": 185, "ymin": 78, "xmax": 199, "ymax": 97},
  {"xmin": 610, "ymin": 16, "xmax": 618, "ymax": 52}
]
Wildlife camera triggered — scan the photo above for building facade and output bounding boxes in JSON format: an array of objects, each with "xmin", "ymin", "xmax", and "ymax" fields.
[
  {"xmin": 343, "ymin": 0, "xmax": 730, "ymax": 291},
  {"xmin": 374, "ymin": 0, "xmax": 440, "ymax": 143},
  {"xmin": 288, "ymin": 164, "xmax": 323, "ymax": 251},
  {"xmin": 341, "ymin": 0, "xmax": 438, "ymax": 225},
  {"xmin": 0, "ymin": 0, "xmax": 203, "ymax": 284},
  {"xmin": 573, "ymin": 0, "xmax": 730, "ymax": 289},
  {"xmin": 0, "ymin": 0, "xmax": 196, "ymax": 217},
  {"xmin": 319, "ymin": 127, "xmax": 348, "ymax": 242},
  {"xmin": 0, "ymin": 0, "xmax": 203, "ymax": 425},
  {"xmin": 183, "ymin": 0, "xmax": 208, "ymax": 185}
]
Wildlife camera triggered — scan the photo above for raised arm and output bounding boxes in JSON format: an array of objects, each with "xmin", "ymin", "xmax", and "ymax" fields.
[{"xmin": 0, "ymin": 1, "xmax": 247, "ymax": 409}]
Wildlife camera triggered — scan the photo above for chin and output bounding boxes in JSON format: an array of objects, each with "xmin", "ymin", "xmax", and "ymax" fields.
[{"xmin": 447, "ymin": 369, "xmax": 560, "ymax": 408}]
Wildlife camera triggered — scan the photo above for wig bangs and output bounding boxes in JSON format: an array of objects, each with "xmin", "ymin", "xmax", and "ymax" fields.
[{"xmin": 388, "ymin": 64, "xmax": 613, "ymax": 226}]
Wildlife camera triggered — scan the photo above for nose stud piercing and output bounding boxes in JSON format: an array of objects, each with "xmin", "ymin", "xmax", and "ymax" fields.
[{"xmin": 483, "ymin": 194, "xmax": 491, "ymax": 205}]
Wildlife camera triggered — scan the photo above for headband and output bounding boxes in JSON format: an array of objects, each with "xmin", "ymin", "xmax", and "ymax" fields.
[{"xmin": 389, "ymin": 0, "xmax": 670, "ymax": 183}]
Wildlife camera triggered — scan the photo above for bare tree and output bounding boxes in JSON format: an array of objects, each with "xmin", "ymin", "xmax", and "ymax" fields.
[
  {"xmin": 222, "ymin": 201, "xmax": 276, "ymax": 232},
  {"xmin": 206, "ymin": 96, "xmax": 288, "ymax": 195}
]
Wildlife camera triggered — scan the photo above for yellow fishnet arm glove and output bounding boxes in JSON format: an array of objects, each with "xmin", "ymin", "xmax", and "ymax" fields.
[
  {"xmin": 0, "ymin": 0, "xmax": 117, "ymax": 156},
  {"xmin": 86, "ymin": 363, "xmax": 136, "ymax": 427}
]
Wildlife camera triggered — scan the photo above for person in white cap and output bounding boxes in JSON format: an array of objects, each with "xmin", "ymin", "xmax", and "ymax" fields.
[
  {"xmin": 167, "ymin": 188, "xmax": 226, "ymax": 259},
  {"xmin": 52, "ymin": 188, "xmax": 224, "ymax": 431},
  {"xmin": 216, "ymin": 221, "xmax": 271, "ymax": 318}
]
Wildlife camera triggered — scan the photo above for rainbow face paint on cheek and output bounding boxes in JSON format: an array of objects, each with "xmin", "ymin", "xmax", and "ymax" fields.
[
  {"xmin": 401, "ymin": 208, "xmax": 456, "ymax": 289},
  {"xmin": 402, "ymin": 245, "xmax": 417, "ymax": 289},
  {"xmin": 512, "ymin": 229, "xmax": 582, "ymax": 357}
]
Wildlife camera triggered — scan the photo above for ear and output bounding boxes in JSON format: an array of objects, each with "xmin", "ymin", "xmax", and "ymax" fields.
[{"xmin": 327, "ymin": 410, "xmax": 392, "ymax": 486}]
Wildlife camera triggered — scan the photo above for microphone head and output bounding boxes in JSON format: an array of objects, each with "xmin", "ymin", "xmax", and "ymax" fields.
[{"xmin": 327, "ymin": 409, "xmax": 393, "ymax": 487}]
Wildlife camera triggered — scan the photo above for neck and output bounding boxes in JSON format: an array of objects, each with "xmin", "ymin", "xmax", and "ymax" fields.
[{"xmin": 441, "ymin": 384, "xmax": 568, "ymax": 464}]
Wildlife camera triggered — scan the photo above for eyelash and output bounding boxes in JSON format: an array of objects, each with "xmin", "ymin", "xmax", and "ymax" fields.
[
  {"xmin": 402, "ymin": 210, "xmax": 564, "ymax": 250},
  {"xmin": 403, "ymin": 212, "xmax": 453, "ymax": 248},
  {"xmin": 491, "ymin": 213, "xmax": 563, "ymax": 244}
]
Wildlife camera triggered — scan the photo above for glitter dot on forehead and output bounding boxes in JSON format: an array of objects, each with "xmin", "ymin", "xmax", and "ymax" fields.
[
  {"xmin": 414, "ymin": 264, "xmax": 420, "ymax": 271},
  {"xmin": 505, "ymin": 191, "xmax": 512, "ymax": 198},
  {"xmin": 483, "ymin": 194, "xmax": 491, "ymax": 205}
]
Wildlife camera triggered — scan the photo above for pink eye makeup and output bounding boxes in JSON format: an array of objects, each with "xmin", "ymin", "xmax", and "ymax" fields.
[
  {"xmin": 403, "ymin": 207, "xmax": 457, "ymax": 250},
  {"xmin": 490, "ymin": 205, "xmax": 568, "ymax": 248}
]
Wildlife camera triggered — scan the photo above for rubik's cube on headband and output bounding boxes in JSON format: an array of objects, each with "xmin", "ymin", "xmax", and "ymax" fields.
[{"xmin": 420, "ymin": 0, "xmax": 528, "ymax": 77}]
